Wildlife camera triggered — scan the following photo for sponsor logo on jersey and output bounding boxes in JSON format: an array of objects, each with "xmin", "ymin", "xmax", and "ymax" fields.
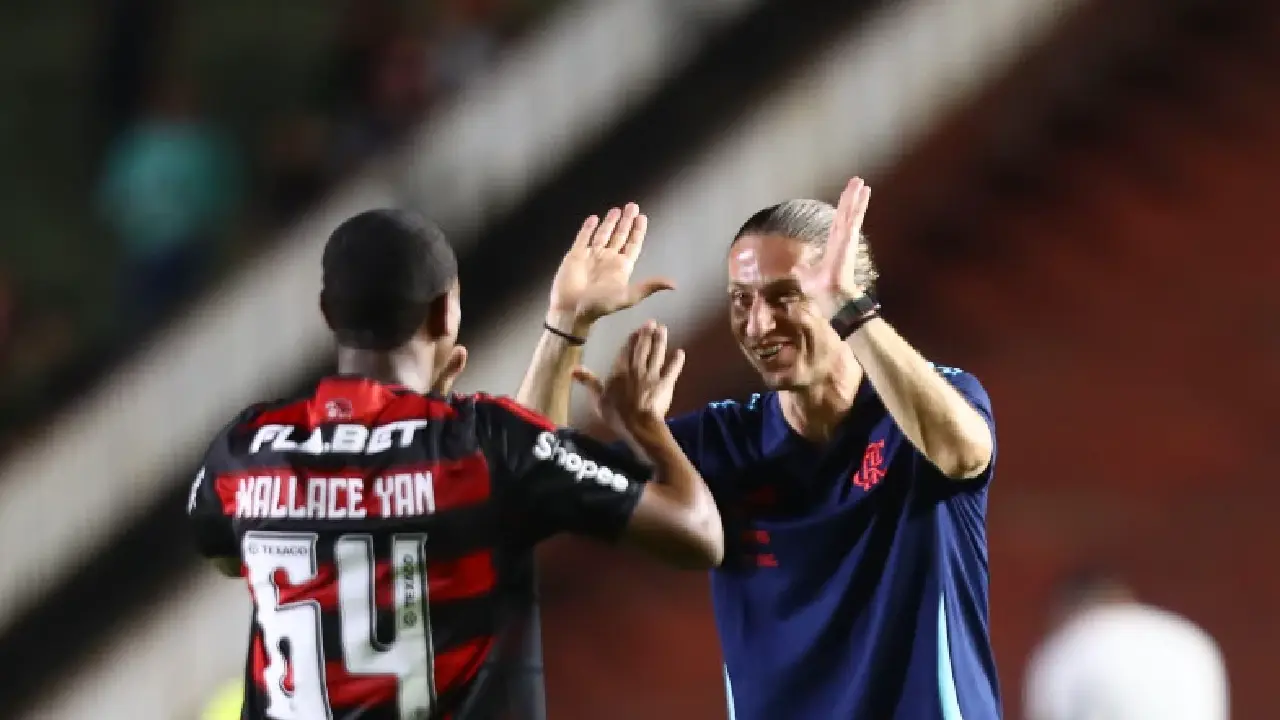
[
  {"xmin": 325, "ymin": 398, "xmax": 353, "ymax": 420},
  {"xmin": 249, "ymin": 420, "xmax": 428, "ymax": 455},
  {"xmin": 531, "ymin": 431, "xmax": 629, "ymax": 492}
]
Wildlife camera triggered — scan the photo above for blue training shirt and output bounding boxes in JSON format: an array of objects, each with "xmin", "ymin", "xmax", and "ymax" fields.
[{"xmin": 666, "ymin": 366, "xmax": 1000, "ymax": 720}]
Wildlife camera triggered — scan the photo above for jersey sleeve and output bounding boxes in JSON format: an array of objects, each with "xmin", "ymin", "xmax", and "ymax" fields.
[
  {"xmin": 186, "ymin": 434, "xmax": 238, "ymax": 561},
  {"xmin": 473, "ymin": 395, "xmax": 651, "ymax": 543},
  {"xmin": 930, "ymin": 366, "xmax": 997, "ymax": 489}
]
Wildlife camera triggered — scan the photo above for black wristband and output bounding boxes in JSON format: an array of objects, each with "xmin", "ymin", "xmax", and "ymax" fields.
[
  {"xmin": 543, "ymin": 322, "xmax": 586, "ymax": 346},
  {"xmin": 830, "ymin": 296, "xmax": 881, "ymax": 340}
]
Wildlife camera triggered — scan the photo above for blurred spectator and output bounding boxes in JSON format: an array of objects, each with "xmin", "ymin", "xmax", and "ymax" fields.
[
  {"xmin": 432, "ymin": 0, "xmax": 506, "ymax": 93},
  {"xmin": 97, "ymin": 76, "xmax": 241, "ymax": 338},
  {"xmin": 95, "ymin": 0, "xmax": 172, "ymax": 146},
  {"xmin": 331, "ymin": 29, "xmax": 436, "ymax": 174},
  {"xmin": 317, "ymin": 0, "xmax": 400, "ymax": 119},
  {"xmin": 1, "ymin": 0, "xmax": 558, "ymax": 456},
  {"xmin": 1023, "ymin": 569, "xmax": 1228, "ymax": 720},
  {"xmin": 261, "ymin": 114, "xmax": 332, "ymax": 226}
]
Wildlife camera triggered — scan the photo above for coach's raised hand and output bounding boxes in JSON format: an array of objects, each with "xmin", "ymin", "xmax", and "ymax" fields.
[
  {"xmin": 545, "ymin": 203, "xmax": 675, "ymax": 337},
  {"xmin": 796, "ymin": 177, "xmax": 873, "ymax": 318}
]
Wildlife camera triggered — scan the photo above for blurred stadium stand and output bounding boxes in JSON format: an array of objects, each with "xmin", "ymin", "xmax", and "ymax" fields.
[
  {"xmin": 0, "ymin": 0, "xmax": 1276, "ymax": 717},
  {"xmin": 0, "ymin": 0, "xmax": 760, "ymax": 645}
]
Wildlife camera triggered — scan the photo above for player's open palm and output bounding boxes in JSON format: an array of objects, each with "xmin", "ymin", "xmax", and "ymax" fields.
[
  {"xmin": 547, "ymin": 203, "xmax": 676, "ymax": 327},
  {"xmin": 572, "ymin": 321, "xmax": 685, "ymax": 432},
  {"xmin": 797, "ymin": 176, "xmax": 872, "ymax": 317}
]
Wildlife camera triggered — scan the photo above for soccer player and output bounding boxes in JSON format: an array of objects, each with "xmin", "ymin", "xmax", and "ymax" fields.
[
  {"xmin": 186, "ymin": 209, "xmax": 723, "ymax": 720},
  {"xmin": 519, "ymin": 179, "xmax": 1000, "ymax": 719}
]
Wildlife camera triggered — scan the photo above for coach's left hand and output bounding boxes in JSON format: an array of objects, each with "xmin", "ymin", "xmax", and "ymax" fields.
[
  {"xmin": 545, "ymin": 203, "xmax": 676, "ymax": 336},
  {"xmin": 797, "ymin": 177, "xmax": 873, "ymax": 318}
]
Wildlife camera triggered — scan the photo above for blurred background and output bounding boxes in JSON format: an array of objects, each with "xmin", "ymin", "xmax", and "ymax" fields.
[{"xmin": 0, "ymin": 0, "xmax": 1275, "ymax": 717}]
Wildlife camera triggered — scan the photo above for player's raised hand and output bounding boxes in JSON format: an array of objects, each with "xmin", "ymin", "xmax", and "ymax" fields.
[
  {"xmin": 572, "ymin": 321, "xmax": 685, "ymax": 429},
  {"xmin": 430, "ymin": 345, "xmax": 468, "ymax": 396},
  {"xmin": 797, "ymin": 176, "xmax": 873, "ymax": 317},
  {"xmin": 546, "ymin": 204, "xmax": 676, "ymax": 334}
]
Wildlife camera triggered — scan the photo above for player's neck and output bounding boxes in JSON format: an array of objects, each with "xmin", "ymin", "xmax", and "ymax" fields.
[
  {"xmin": 780, "ymin": 362, "xmax": 864, "ymax": 444},
  {"xmin": 335, "ymin": 345, "xmax": 436, "ymax": 394}
]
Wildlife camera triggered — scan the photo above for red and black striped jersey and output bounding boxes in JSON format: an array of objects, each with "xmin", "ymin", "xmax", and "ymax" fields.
[{"xmin": 186, "ymin": 376, "xmax": 649, "ymax": 720}]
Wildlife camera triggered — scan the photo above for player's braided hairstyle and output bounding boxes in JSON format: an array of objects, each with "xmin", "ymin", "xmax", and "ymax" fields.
[{"xmin": 732, "ymin": 198, "xmax": 879, "ymax": 293}]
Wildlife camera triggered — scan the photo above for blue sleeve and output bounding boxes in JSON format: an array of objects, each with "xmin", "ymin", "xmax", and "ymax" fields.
[
  {"xmin": 921, "ymin": 367, "xmax": 996, "ymax": 491},
  {"xmin": 606, "ymin": 404, "xmax": 742, "ymax": 508},
  {"xmin": 606, "ymin": 410, "xmax": 703, "ymax": 464}
]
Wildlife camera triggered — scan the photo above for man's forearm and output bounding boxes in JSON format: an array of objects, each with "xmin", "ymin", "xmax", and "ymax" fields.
[
  {"xmin": 514, "ymin": 310, "xmax": 590, "ymax": 424},
  {"xmin": 845, "ymin": 317, "xmax": 992, "ymax": 479}
]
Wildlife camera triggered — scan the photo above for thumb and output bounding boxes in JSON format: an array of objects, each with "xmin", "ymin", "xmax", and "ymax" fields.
[
  {"xmin": 571, "ymin": 366, "xmax": 604, "ymax": 398},
  {"xmin": 431, "ymin": 345, "xmax": 468, "ymax": 395},
  {"xmin": 628, "ymin": 277, "xmax": 676, "ymax": 304}
]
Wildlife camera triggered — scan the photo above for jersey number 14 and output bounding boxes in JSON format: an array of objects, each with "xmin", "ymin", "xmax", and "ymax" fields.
[{"xmin": 242, "ymin": 531, "xmax": 435, "ymax": 720}]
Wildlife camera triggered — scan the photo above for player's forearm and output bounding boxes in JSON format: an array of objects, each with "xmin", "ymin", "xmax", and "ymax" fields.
[
  {"xmin": 514, "ymin": 310, "xmax": 590, "ymax": 424},
  {"xmin": 625, "ymin": 413, "xmax": 724, "ymax": 567},
  {"xmin": 845, "ymin": 318, "xmax": 991, "ymax": 479}
]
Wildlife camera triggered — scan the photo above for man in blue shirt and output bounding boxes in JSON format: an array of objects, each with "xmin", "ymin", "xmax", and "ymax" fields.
[{"xmin": 517, "ymin": 178, "xmax": 1000, "ymax": 719}]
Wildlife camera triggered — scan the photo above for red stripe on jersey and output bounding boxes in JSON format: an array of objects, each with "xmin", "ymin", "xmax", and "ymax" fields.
[
  {"xmin": 251, "ymin": 402, "xmax": 310, "ymax": 429},
  {"xmin": 426, "ymin": 550, "xmax": 497, "ymax": 602},
  {"xmin": 472, "ymin": 393, "xmax": 556, "ymax": 432},
  {"xmin": 251, "ymin": 632, "xmax": 268, "ymax": 688},
  {"xmin": 248, "ymin": 383, "xmax": 456, "ymax": 429},
  {"xmin": 274, "ymin": 551, "xmax": 495, "ymax": 610},
  {"xmin": 322, "ymin": 636, "xmax": 494, "ymax": 708},
  {"xmin": 214, "ymin": 453, "xmax": 491, "ymax": 519},
  {"xmin": 436, "ymin": 636, "xmax": 495, "ymax": 699}
]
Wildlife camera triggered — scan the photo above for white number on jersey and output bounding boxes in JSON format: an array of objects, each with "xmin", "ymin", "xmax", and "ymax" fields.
[{"xmin": 242, "ymin": 532, "xmax": 436, "ymax": 720}]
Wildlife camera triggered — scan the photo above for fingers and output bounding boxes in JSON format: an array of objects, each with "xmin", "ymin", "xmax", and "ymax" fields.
[
  {"xmin": 586, "ymin": 203, "xmax": 644, "ymax": 251},
  {"xmin": 627, "ymin": 321, "xmax": 680, "ymax": 379},
  {"xmin": 571, "ymin": 366, "xmax": 604, "ymax": 398},
  {"xmin": 647, "ymin": 323, "xmax": 668, "ymax": 377},
  {"xmin": 660, "ymin": 347, "xmax": 686, "ymax": 385},
  {"xmin": 614, "ymin": 323, "xmax": 642, "ymax": 374},
  {"xmin": 628, "ymin": 276, "xmax": 676, "ymax": 304},
  {"xmin": 571, "ymin": 215, "xmax": 600, "ymax": 251},
  {"xmin": 848, "ymin": 178, "xmax": 870, "ymax": 234},
  {"xmin": 591, "ymin": 207, "xmax": 622, "ymax": 248},
  {"xmin": 632, "ymin": 320, "xmax": 655, "ymax": 376},
  {"xmin": 839, "ymin": 177, "xmax": 871, "ymax": 233},
  {"xmin": 605, "ymin": 203, "xmax": 639, "ymax": 250},
  {"xmin": 831, "ymin": 178, "xmax": 860, "ymax": 245},
  {"xmin": 826, "ymin": 177, "xmax": 872, "ymax": 270},
  {"xmin": 621, "ymin": 212, "xmax": 647, "ymax": 258}
]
